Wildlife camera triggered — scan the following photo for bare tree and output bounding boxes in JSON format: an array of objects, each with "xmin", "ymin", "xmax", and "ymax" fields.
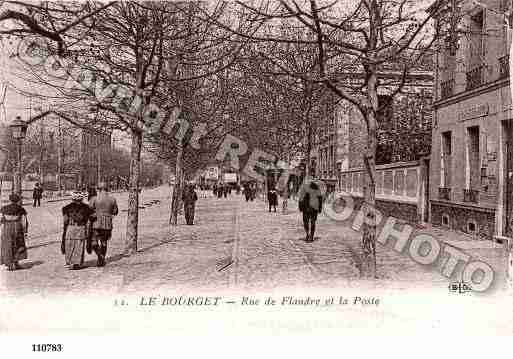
[
  {"xmin": 205, "ymin": 0, "xmax": 454, "ymax": 278},
  {"xmin": 10, "ymin": 2, "xmax": 188, "ymax": 254},
  {"xmin": 0, "ymin": 1, "xmax": 115, "ymax": 55},
  {"xmin": 143, "ymin": 2, "xmax": 245, "ymax": 225}
]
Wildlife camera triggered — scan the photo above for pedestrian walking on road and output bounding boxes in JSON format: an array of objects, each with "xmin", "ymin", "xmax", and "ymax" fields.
[
  {"xmin": 267, "ymin": 187, "xmax": 278, "ymax": 212},
  {"xmin": 282, "ymin": 185, "xmax": 289, "ymax": 214},
  {"xmin": 61, "ymin": 192, "xmax": 94, "ymax": 270},
  {"xmin": 298, "ymin": 181, "xmax": 324, "ymax": 242},
  {"xmin": 182, "ymin": 184, "xmax": 198, "ymax": 225},
  {"xmin": 89, "ymin": 182, "xmax": 118, "ymax": 267},
  {"xmin": 243, "ymin": 185, "xmax": 250, "ymax": 201},
  {"xmin": 250, "ymin": 184, "xmax": 256, "ymax": 201},
  {"xmin": 32, "ymin": 182, "xmax": 43, "ymax": 207},
  {"xmin": 1, "ymin": 193, "xmax": 28, "ymax": 271}
]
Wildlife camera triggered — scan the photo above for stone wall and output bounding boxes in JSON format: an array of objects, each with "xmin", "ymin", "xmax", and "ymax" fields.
[
  {"xmin": 431, "ymin": 201, "xmax": 495, "ymax": 239},
  {"xmin": 353, "ymin": 197, "xmax": 419, "ymax": 224}
]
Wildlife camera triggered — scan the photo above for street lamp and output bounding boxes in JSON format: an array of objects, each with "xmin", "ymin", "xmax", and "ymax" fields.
[{"xmin": 9, "ymin": 116, "xmax": 28, "ymax": 197}]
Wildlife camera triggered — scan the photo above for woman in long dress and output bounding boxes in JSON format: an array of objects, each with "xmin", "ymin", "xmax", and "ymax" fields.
[
  {"xmin": 1, "ymin": 193, "xmax": 28, "ymax": 271},
  {"xmin": 61, "ymin": 192, "xmax": 94, "ymax": 270}
]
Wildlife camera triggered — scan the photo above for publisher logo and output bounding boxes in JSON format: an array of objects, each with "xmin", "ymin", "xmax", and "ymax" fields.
[{"xmin": 448, "ymin": 281, "xmax": 473, "ymax": 294}]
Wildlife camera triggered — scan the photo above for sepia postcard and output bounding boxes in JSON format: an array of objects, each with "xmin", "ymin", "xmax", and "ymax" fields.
[{"xmin": 1, "ymin": 0, "xmax": 513, "ymax": 355}]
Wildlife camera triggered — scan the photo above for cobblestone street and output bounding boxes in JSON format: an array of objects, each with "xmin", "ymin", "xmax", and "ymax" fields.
[{"xmin": 0, "ymin": 186, "xmax": 509, "ymax": 297}]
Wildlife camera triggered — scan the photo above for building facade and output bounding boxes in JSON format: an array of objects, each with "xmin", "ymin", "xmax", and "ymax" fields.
[
  {"xmin": 311, "ymin": 71, "xmax": 433, "ymax": 197},
  {"xmin": 430, "ymin": 0, "xmax": 512, "ymax": 240}
]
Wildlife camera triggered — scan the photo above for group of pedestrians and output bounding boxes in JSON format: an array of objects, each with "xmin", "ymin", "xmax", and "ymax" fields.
[
  {"xmin": 213, "ymin": 183, "xmax": 234, "ymax": 198},
  {"xmin": 0, "ymin": 182, "xmax": 119, "ymax": 271},
  {"xmin": 243, "ymin": 183, "xmax": 257, "ymax": 201}
]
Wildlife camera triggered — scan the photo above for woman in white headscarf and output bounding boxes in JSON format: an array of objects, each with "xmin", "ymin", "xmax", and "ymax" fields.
[{"xmin": 61, "ymin": 192, "xmax": 95, "ymax": 270}]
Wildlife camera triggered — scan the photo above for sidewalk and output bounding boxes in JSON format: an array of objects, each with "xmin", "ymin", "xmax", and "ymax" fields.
[
  {"xmin": 1, "ymin": 188, "xmax": 130, "ymax": 205},
  {"xmin": 287, "ymin": 194, "xmax": 502, "ymax": 250},
  {"xmin": 276, "ymin": 194, "xmax": 507, "ymax": 289}
]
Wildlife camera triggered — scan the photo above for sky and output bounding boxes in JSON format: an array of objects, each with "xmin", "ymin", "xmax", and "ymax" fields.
[{"xmin": 0, "ymin": 36, "xmax": 131, "ymax": 149}]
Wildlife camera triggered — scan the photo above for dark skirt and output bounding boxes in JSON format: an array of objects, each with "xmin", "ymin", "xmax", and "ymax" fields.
[{"xmin": 1, "ymin": 221, "xmax": 27, "ymax": 265}]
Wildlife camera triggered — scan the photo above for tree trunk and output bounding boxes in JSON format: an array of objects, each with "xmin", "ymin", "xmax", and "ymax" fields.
[
  {"xmin": 361, "ymin": 110, "xmax": 378, "ymax": 279},
  {"xmin": 125, "ymin": 129, "xmax": 142, "ymax": 255},
  {"xmin": 306, "ymin": 122, "xmax": 312, "ymax": 178},
  {"xmin": 97, "ymin": 144, "xmax": 101, "ymax": 185},
  {"xmin": 169, "ymin": 143, "xmax": 183, "ymax": 225},
  {"xmin": 57, "ymin": 117, "xmax": 63, "ymax": 195},
  {"xmin": 39, "ymin": 123, "xmax": 44, "ymax": 184}
]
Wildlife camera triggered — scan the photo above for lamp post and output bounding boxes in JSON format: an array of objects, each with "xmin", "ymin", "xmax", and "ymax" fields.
[{"xmin": 9, "ymin": 116, "xmax": 28, "ymax": 197}]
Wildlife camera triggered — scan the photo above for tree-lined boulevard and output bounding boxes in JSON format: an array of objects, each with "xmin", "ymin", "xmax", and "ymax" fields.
[{"xmin": 0, "ymin": 0, "xmax": 512, "ymax": 291}]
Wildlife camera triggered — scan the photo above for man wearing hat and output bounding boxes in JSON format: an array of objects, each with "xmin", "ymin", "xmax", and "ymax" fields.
[
  {"xmin": 88, "ymin": 182, "xmax": 118, "ymax": 267},
  {"xmin": 298, "ymin": 179, "xmax": 325, "ymax": 242},
  {"xmin": 182, "ymin": 182, "xmax": 198, "ymax": 225},
  {"xmin": 61, "ymin": 192, "xmax": 94, "ymax": 270},
  {"xmin": 32, "ymin": 182, "xmax": 43, "ymax": 207}
]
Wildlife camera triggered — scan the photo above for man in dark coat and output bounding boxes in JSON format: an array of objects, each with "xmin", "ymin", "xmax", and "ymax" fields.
[
  {"xmin": 298, "ymin": 181, "xmax": 323, "ymax": 242},
  {"xmin": 250, "ymin": 184, "xmax": 257, "ymax": 201},
  {"xmin": 32, "ymin": 182, "xmax": 43, "ymax": 207},
  {"xmin": 243, "ymin": 185, "xmax": 251, "ymax": 201},
  {"xmin": 267, "ymin": 187, "xmax": 278, "ymax": 212},
  {"xmin": 182, "ymin": 184, "xmax": 198, "ymax": 225}
]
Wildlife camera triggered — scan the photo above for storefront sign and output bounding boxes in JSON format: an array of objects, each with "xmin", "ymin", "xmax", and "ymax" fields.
[
  {"xmin": 205, "ymin": 166, "xmax": 219, "ymax": 180},
  {"xmin": 458, "ymin": 103, "xmax": 489, "ymax": 121},
  {"xmin": 224, "ymin": 173, "xmax": 237, "ymax": 183}
]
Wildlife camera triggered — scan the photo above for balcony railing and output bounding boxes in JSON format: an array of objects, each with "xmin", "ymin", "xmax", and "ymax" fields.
[
  {"xmin": 440, "ymin": 79, "xmax": 455, "ymax": 99},
  {"xmin": 439, "ymin": 187, "xmax": 451, "ymax": 201},
  {"xmin": 463, "ymin": 189, "xmax": 479, "ymax": 203},
  {"xmin": 499, "ymin": 55, "xmax": 509, "ymax": 79},
  {"xmin": 466, "ymin": 66, "xmax": 484, "ymax": 91}
]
